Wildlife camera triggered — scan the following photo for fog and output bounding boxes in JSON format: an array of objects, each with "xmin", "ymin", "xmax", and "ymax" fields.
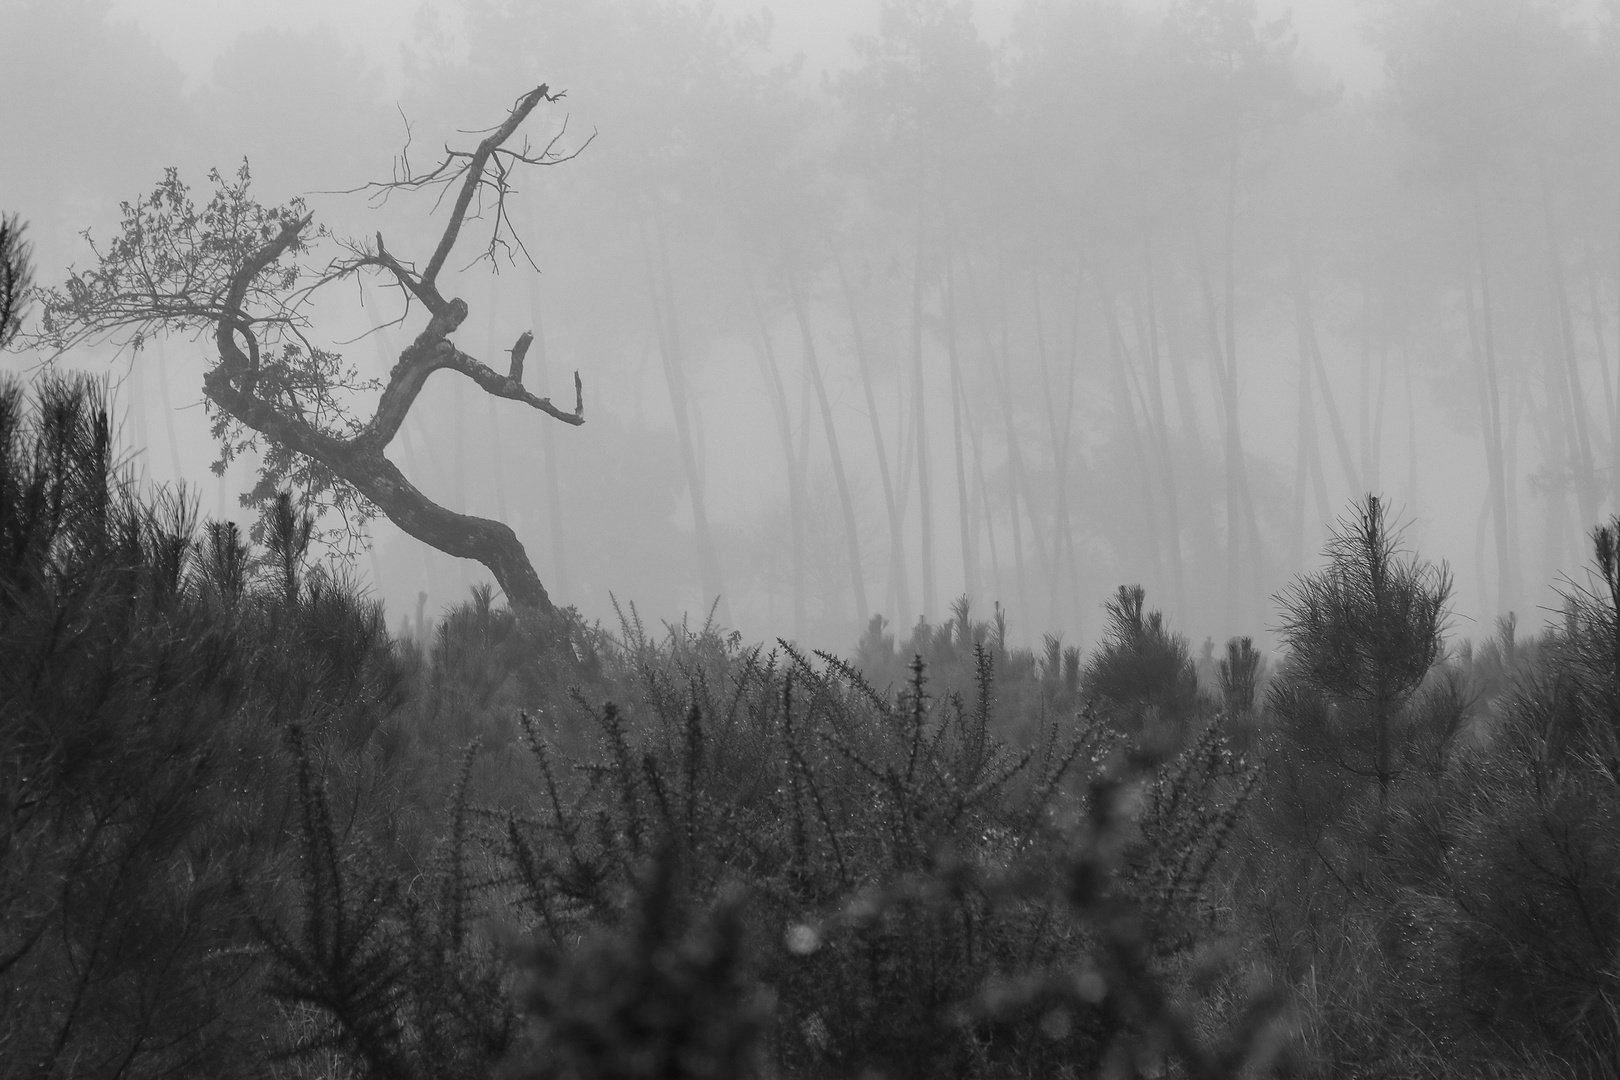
[{"xmin": 5, "ymin": 0, "xmax": 1617, "ymax": 656}]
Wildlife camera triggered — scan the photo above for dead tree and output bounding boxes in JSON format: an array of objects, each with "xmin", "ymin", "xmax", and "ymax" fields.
[{"xmin": 36, "ymin": 85, "xmax": 587, "ymax": 621}]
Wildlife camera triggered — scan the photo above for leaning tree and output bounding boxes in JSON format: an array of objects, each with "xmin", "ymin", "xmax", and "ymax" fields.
[{"xmin": 35, "ymin": 85, "xmax": 586, "ymax": 621}]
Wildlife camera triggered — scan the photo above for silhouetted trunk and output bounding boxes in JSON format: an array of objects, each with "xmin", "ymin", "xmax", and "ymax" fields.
[
  {"xmin": 1586, "ymin": 265, "xmax": 1620, "ymax": 512},
  {"xmin": 1372, "ymin": 341, "xmax": 1390, "ymax": 493},
  {"xmin": 752, "ymin": 281, "xmax": 808, "ymax": 641},
  {"xmin": 1354, "ymin": 285, "xmax": 1393, "ymax": 495},
  {"xmin": 943, "ymin": 257, "xmax": 977, "ymax": 603},
  {"xmin": 1101, "ymin": 286, "xmax": 1164, "ymax": 595},
  {"xmin": 1537, "ymin": 332, "xmax": 1576, "ymax": 579},
  {"xmin": 962, "ymin": 363, "xmax": 1002, "ymax": 603},
  {"xmin": 642, "ymin": 217, "xmax": 728, "ymax": 623},
  {"xmin": 1031, "ymin": 264, "xmax": 1084, "ymax": 632},
  {"xmin": 1220, "ymin": 157, "xmax": 1266, "ymax": 615},
  {"xmin": 1468, "ymin": 176, "xmax": 1522, "ymax": 615},
  {"xmin": 1059, "ymin": 271, "xmax": 1087, "ymax": 635},
  {"xmin": 1288, "ymin": 254, "xmax": 1329, "ymax": 573},
  {"xmin": 1128, "ymin": 271, "xmax": 1186, "ymax": 615},
  {"xmin": 1357, "ymin": 284, "xmax": 1374, "ymax": 491},
  {"xmin": 1294, "ymin": 267, "xmax": 1362, "ymax": 496},
  {"xmin": 1540, "ymin": 160, "xmax": 1599, "ymax": 534},
  {"xmin": 1191, "ymin": 219, "xmax": 1264, "ymax": 625},
  {"xmin": 976, "ymin": 256, "xmax": 1036, "ymax": 631},
  {"xmin": 1147, "ymin": 243, "xmax": 1217, "ymax": 607},
  {"xmin": 834, "ymin": 248, "xmax": 911, "ymax": 623},
  {"xmin": 910, "ymin": 225, "xmax": 936, "ymax": 622},
  {"xmin": 1405, "ymin": 348, "xmax": 1419, "ymax": 512},
  {"xmin": 787, "ymin": 266, "xmax": 868, "ymax": 628}
]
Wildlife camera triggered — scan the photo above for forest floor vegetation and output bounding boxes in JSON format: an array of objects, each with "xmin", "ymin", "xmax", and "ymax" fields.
[{"xmin": 5, "ymin": 375, "xmax": 1618, "ymax": 1078}]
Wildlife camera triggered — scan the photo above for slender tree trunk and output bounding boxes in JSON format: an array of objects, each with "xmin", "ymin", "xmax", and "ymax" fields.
[
  {"xmin": 749, "ymin": 280, "xmax": 807, "ymax": 642},
  {"xmin": 1031, "ymin": 264, "xmax": 1080, "ymax": 629},
  {"xmin": 1148, "ymin": 244, "xmax": 1218, "ymax": 614},
  {"xmin": 1220, "ymin": 155, "xmax": 1267, "ymax": 615},
  {"xmin": 1308, "ymin": 396, "xmax": 1333, "ymax": 540},
  {"xmin": 949, "ymin": 342, "xmax": 977, "ymax": 602},
  {"xmin": 786, "ymin": 266, "xmax": 869, "ymax": 629},
  {"xmin": 1355, "ymin": 284, "xmax": 1393, "ymax": 495},
  {"xmin": 1405, "ymin": 348, "xmax": 1419, "ymax": 514},
  {"xmin": 1464, "ymin": 273, "xmax": 1517, "ymax": 617},
  {"xmin": 961, "ymin": 253, "xmax": 1033, "ymax": 633},
  {"xmin": 1101, "ymin": 286, "xmax": 1165, "ymax": 596},
  {"xmin": 963, "ymin": 363, "xmax": 1002, "ymax": 604},
  {"xmin": 1506, "ymin": 377, "xmax": 1527, "ymax": 586},
  {"xmin": 1540, "ymin": 161, "xmax": 1600, "ymax": 533},
  {"xmin": 1290, "ymin": 254, "xmax": 1316, "ymax": 574},
  {"xmin": 1129, "ymin": 271, "xmax": 1186, "ymax": 614},
  {"xmin": 641, "ymin": 217, "xmax": 728, "ymax": 623},
  {"xmin": 1191, "ymin": 225, "xmax": 1264, "ymax": 623},
  {"xmin": 943, "ymin": 256, "xmax": 977, "ymax": 603},
  {"xmin": 910, "ymin": 225, "xmax": 937, "ymax": 622},
  {"xmin": 1358, "ymin": 282, "xmax": 1374, "ymax": 491},
  {"xmin": 833, "ymin": 248, "xmax": 911, "ymax": 625},
  {"xmin": 1286, "ymin": 263, "xmax": 1334, "ymax": 541},
  {"xmin": 1372, "ymin": 341, "xmax": 1390, "ymax": 494},
  {"xmin": 1295, "ymin": 273, "xmax": 1362, "ymax": 496},
  {"xmin": 1469, "ymin": 176, "xmax": 1522, "ymax": 615},
  {"xmin": 1584, "ymin": 265, "xmax": 1617, "ymax": 487},
  {"xmin": 1539, "ymin": 327, "xmax": 1576, "ymax": 578},
  {"xmin": 1060, "ymin": 270, "xmax": 1086, "ymax": 637}
]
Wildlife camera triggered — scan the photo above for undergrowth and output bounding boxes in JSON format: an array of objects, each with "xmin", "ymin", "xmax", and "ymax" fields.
[{"xmin": 16, "ymin": 375, "xmax": 1620, "ymax": 1078}]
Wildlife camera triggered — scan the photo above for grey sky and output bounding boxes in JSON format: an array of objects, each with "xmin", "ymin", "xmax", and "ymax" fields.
[{"xmin": 111, "ymin": 0, "xmax": 1385, "ymax": 95}]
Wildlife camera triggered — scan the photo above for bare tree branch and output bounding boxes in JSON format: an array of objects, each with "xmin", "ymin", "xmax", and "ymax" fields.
[{"xmin": 345, "ymin": 86, "xmax": 595, "ymax": 275}]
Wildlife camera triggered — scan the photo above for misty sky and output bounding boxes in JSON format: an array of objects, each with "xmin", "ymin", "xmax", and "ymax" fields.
[
  {"xmin": 7, "ymin": 0, "xmax": 1619, "ymax": 661},
  {"xmin": 108, "ymin": 0, "xmax": 1382, "ymax": 94}
]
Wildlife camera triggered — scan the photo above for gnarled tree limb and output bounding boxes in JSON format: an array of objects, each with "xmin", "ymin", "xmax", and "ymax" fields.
[{"xmin": 40, "ymin": 86, "xmax": 588, "ymax": 623}]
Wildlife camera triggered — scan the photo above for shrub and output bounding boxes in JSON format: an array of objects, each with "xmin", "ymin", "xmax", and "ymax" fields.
[
  {"xmin": 1271, "ymin": 495, "xmax": 1452, "ymax": 812},
  {"xmin": 1083, "ymin": 585, "xmax": 1203, "ymax": 729},
  {"xmin": 1370, "ymin": 518, "xmax": 1620, "ymax": 1075},
  {"xmin": 257, "ymin": 602, "xmax": 1282, "ymax": 1079},
  {"xmin": 0, "ymin": 373, "xmax": 419, "ymax": 1078}
]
